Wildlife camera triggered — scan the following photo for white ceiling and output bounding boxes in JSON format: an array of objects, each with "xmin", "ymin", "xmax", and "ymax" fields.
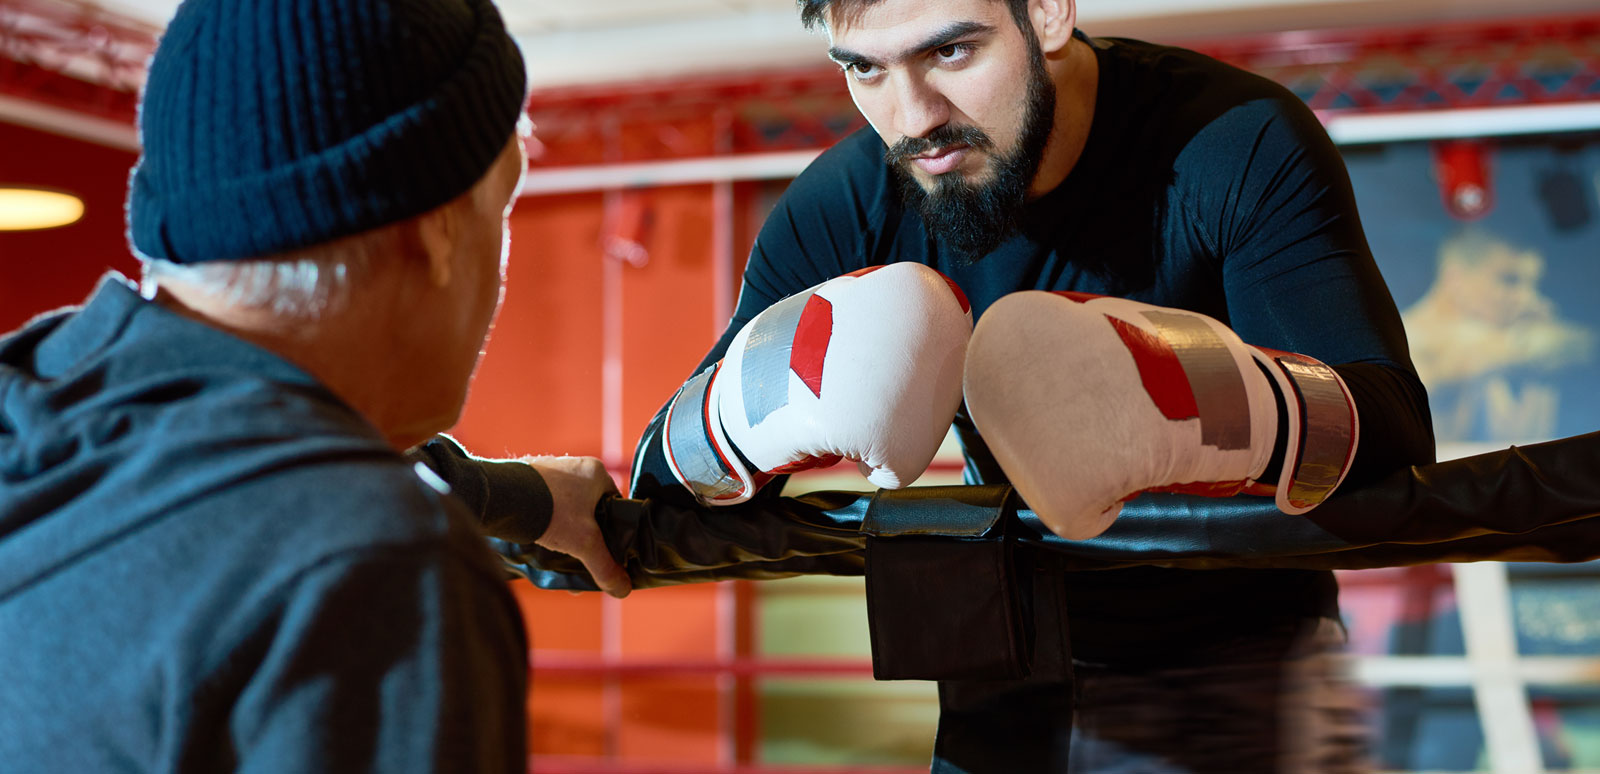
[{"xmin": 92, "ymin": 0, "xmax": 1600, "ymax": 89}]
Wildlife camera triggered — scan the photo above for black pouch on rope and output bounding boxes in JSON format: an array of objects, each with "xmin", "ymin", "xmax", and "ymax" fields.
[{"xmin": 863, "ymin": 485, "xmax": 1035, "ymax": 681}]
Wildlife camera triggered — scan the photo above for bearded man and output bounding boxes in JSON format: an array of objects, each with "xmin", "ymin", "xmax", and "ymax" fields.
[{"xmin": 626, "ymin": 0, "xmax": 1436, "ymax": 771}]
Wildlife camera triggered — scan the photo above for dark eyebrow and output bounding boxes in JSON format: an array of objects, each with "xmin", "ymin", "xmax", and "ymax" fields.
[{"xmin": 827, "ymin": 20, "xmax": 996, "ymax": 69}]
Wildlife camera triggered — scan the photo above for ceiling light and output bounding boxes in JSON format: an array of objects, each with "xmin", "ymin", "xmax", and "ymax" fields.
[{"xmin": 0, "ymin": 187, "xmax": 85, "ymax": 231}]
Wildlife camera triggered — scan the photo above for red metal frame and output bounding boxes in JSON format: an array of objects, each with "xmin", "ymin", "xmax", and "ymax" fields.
[
  {"xmin": 1201, "ymin": 13, "xmax": 1600, "ymax": 117},
  {"xmin": 0, "ymin": 0, "xmax": 156, "ymax": 124},
  {"xmin": 732, "ymin": 580, "xmax": 761, "ymax": 766},
  {"xmin": 8, "ymin": 4, "xmax": 1597, "ymax": 153},
  {"xmin": 533, "ymin": 757, "xmax": 926, "ymax": 774},
  {"xmin": 531, "ymin": 653, "xmax": 876, "ymax": 678},
  {"xmin": 520, "ymin": 12, "xmax": 1600, "ymax": 169}
]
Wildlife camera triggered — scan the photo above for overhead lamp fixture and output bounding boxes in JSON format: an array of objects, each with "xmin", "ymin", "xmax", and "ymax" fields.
[{"xmin": 0, "ymin": 186, "xmax": 86, "ymax": 231}]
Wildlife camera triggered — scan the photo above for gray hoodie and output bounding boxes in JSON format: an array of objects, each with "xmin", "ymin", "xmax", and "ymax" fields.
[{"xmin": 0, "ymin": 274, "xmax": 525, "ymax": 773}]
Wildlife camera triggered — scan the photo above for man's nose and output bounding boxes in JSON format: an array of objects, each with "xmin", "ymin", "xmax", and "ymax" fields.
[{"xmin": 891, "ymin": 75, "xmax": 950, "ymax": 142}]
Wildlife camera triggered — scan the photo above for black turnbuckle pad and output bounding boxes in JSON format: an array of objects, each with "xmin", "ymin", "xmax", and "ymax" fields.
[{"xmin": 863, "ymin": 485, "xmax": 1038, "ymax": 680}]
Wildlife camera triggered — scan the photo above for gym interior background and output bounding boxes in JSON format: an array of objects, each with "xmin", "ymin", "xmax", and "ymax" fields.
[{"xmin": 4, "ymin": 0, "xmax": 1600, "ymax": 771}]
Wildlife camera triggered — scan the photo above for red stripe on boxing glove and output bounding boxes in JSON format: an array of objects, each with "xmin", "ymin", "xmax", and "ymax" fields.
[
  {"xmin": 664, "ymin": 263, "xmax": 973, "ymax": 505},
  {"xmin": 963, "ymin": 291, "xmax": 1358, "ymax": 540}
]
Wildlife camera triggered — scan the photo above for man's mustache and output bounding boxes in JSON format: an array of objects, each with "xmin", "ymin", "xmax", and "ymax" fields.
[{"xmin": 884, "ymin": 124, "xmax": 996, "ymax": 168}]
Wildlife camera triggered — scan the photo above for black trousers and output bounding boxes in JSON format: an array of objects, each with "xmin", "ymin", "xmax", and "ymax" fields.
[{"xmin": 931, "ymin": 615, "xmax": 1369, "ymax": 774}]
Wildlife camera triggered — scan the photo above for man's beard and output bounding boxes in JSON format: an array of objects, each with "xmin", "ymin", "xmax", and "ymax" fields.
[{"xmin": 886, "ymin": 51, "xmax": 1056, "ymax": 265}]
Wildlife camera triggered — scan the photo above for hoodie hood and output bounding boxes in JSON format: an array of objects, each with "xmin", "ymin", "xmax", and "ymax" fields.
[{"xmin": 0, "ymin": 274, "xmax": 391, "ymax": 601}]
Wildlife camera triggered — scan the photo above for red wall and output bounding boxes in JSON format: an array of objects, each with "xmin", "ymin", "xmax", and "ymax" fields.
[
  {"xmin": 0, "ymin": 121, "xmax": 140, "ymax": 332},
  {"xmin": 456, "ymin": 190, "xmax": 610, "ymax": 458},
  {"xmin": 453, "ymin": 180, "xmax": 768, "ymax": 465},
  {"xmin": 469, "ymin": 181, "xmax": 771, "ymax": 765}
]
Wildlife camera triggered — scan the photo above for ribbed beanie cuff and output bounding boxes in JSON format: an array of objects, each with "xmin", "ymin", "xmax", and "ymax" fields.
[{"xmin": 128, "ymin": 0, "xmax": 527, "ymax": 263}]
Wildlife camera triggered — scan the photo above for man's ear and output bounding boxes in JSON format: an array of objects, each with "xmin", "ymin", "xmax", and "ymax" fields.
[
  {"xmin": 416, "ymin": 205, "xmax": 458, "ymax": 288},
  {"xmin": 1032, "ymin": 0, "xmax": 1075, "ymax": 54}
]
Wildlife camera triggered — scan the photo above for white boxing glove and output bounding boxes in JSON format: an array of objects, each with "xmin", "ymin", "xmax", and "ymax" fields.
[
  {"xmin": 964, "ymin": 291, "xmax": 1359, "ymax": 540},
  {"xmin": 663, "ymin": 263, "xmax": 972, "ymax": 505}
]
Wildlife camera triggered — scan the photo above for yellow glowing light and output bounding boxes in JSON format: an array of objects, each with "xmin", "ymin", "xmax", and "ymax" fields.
[{"xmin": 0, "ymin": 187, "xmax": 85, "ymax": 231}]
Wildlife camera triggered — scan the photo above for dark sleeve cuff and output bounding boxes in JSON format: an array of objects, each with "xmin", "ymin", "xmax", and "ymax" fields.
[
  {"xmin": 1331, "ymin": 361, "xmax": 1437, "ymax": 486},
  {"xmin": 409, "ymin": 436, "xmax": 555, "ymax": 543}
]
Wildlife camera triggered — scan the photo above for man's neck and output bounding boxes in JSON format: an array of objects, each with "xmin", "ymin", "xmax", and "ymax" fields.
[
  {"xmin": 148, "ymin": 283, "xmax": 445, "ymax": 451},
  {"xmin": 1028, "ymin": 36, "xmax": 1100, "ymax": 198}
]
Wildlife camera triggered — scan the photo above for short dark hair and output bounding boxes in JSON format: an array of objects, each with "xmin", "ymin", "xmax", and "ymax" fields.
[{"xmin": 798, "ymin": 0, "xmax": 1032, "ymax": 35}]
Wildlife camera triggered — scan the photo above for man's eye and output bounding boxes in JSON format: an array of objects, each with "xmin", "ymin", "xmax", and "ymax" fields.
[
  {"xmin": 934, "ymin": 43, "xmax": 973, "ymax": 63},
  {"xmin": 847, "ymin": 62, "xmax": 881, "ymax": 81}
]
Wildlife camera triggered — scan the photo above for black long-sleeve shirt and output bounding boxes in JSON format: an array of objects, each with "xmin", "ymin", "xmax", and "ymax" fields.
[{"xmin": 631, "ymin": 35, "xmax": 1435, "ymax": 664}]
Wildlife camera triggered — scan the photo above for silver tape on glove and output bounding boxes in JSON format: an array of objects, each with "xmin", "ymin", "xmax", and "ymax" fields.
[
  {"xmin": 741, "ymin": 290, "xmax": 814, "ymax": 427},
  {"xmin": 665, "ymin": 364, "xmax": 745, "ymax": 503},
  {"xmin": 1143, "ymin": 310, "xmax": 1252, "ymax": 451}
]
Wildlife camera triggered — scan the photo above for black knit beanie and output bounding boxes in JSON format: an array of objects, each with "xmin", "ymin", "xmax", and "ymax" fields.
[{"xmin": 127, "ymin": 0, "xmax": 527, "ymax": 263}]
